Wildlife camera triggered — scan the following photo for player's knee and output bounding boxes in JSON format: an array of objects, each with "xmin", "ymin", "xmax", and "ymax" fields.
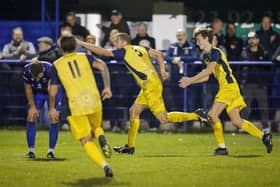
[
  {"xmin": 158, "ymin": 113, "xmax": 168, "ymax": 124},
  {"xmin": 27, "ymin": 119, "xmax": 36, "ymax": 123},
  {"xmin": 208, "ymin": 113, "xmax": 219, "ymax": 123},
  {"xmin": 80, "ymin": 134, "xmax": 92, "ymax": 145},
  {"xmin": 129, "ymin": 106, "xmax": 140, "ymax": 119},
  {"xmin": 159, "ymin": 118, "xmax": 168, "ymax": 124},
  {"xmin": 50, "ymin": 119, "xmax": 59, "ymax": 124}
]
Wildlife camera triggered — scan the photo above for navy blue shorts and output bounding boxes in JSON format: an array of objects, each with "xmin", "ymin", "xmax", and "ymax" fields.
[{"xmin": 30, "ymin": 87, "xmax": 62, "ymax": 111}]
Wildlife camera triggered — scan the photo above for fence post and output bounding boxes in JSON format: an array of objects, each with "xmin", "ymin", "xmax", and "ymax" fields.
[
  {"xmin": 41, "ymin": 0, "xmax": 46, "ymax": 34},
  {"xmin": 55, "ymin": 0, "xmax": 60, "ymax": 40},
  {"xmin": 183, "ymin": 62, "xmax": 188, "ymax": 131}
]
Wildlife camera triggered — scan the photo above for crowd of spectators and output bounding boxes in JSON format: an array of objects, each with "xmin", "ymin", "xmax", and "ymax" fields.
[{"xmin": 1, "ymin": 11, "xmax": 279, "ymax": 64}]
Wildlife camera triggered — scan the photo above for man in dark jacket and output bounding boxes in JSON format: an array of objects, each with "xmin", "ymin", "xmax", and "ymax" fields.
[
  {"xmin": 61, "ymin": 11, "xmax": 90, "ymax": 40},
  {"xmin": 242, "ymin": 32, "xmax": 267, "ymax": 61},
  {"xmin": 240, "ymin": 32, "xmax": 271, "ymax": 132},
  {"xmin": 132, "ymin": 22, "xmax": 155, "ymax": 48},
  {"xmin": 37, "ymin": 37, "xmax": 61, "ymax": 63},
  {"xmin": 98, "ymin": 9, "xmax": 130, "ymax": 47},
  {"xmin": 256, "ymin": 15, "xmax": 280, "ymax": 60},
  {"xmin": 225, "ymin": 23, "xmax": 243, "ymax": 61}
]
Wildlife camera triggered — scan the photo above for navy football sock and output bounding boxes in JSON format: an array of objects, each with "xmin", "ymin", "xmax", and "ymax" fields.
[
  {"xmin": 26, "ymin": 122, "xmax": 36, "ymax": 151},
  {"xmin": 49, "ymin": 123, "xmax": 59, "ymax": 151}
]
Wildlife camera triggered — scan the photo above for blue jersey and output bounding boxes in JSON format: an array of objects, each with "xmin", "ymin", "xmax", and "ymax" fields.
[
  {"xmin": 165, "ymin": 40, "xmax": 197, "ymax": 63},
  {"xmin": 23, "ymin": 62, "xmax": 53, "ymax": 94}
]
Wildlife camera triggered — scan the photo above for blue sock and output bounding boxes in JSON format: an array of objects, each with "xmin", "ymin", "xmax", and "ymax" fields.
[
  {"xmin": 26, "ymin": 121, "xmax": 36, "ymax": 151},
  {"xmin": 49, "ymin": 123, "xmax": 59, "ymax": 151}
]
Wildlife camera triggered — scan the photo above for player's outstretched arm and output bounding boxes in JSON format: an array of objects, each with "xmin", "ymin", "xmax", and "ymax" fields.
[
  {"xmin": 148, "ymin": 48, "xmax": 169, "ymax": 80},
  {"xmin": 179, "ymin": 62, "xmax": 216, "ymax": 88},
  {"xmin": 76, "ymin": 39, "xmax": 114, "ymax": 57},
  {"xmin": 24, "ymin": 83, "xmax": 39, "ymax": 121},
  {"xmin": 92, "ymin": 59, "xmax": 112, "ymax": 100}
]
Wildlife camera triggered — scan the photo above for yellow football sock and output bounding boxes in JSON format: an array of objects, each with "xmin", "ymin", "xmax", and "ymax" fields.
[
  {"xmin": 83, "ymin": 141, "xmax": 107, "ymax": 168},
  {"xmin": 128, "ymin": 119, "xmax": 140, "ymax": 147},
  {"xmin": 94, "ymin": 127, "xmax": 104, "ymax": 139},
  {"xmin": 213, "ymin": 121, "xmax": 226, "ymax": 147},
  {"xmin": 241, "ymin": 120, "xmax": 263, "ymax": 139},
  {"xmin": 167, "ymin": 112, "xmax": 199, "ymax": 123}
]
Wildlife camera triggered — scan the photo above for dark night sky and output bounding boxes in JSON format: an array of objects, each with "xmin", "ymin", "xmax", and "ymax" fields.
[{"xmin": 0, "ymin": 0, "xmax": 279, "ymax": 22}]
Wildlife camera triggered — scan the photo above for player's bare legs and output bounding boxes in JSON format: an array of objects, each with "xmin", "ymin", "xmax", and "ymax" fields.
[
  {"xmin": 113, "ymin": 104, "xmax": 145, "ymax": 154},
  {"xmin": 208, "ymin": 102, "xmax": 228, "ymax": 155},
  {"xmin": 80, "ymin": 134, "xmax": 113, "ymax": 177},
  {"xmin": 228, "ymin": 108, "xmax": 272, "ymax": 153}
]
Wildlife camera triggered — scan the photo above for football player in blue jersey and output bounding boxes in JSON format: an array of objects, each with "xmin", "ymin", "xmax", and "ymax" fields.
[{"xmin": 23, "ymin": 60, "xmax": 61, "ymax": 159}]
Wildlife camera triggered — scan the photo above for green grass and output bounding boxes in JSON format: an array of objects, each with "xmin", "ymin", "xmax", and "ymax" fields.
[{"xmin": 0, "ymin": 130, "xmax": 279, "ymax": 187}]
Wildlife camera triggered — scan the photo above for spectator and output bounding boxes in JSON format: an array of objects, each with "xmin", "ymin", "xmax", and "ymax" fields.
[
  {"xmin": 60, "ymin": 23, "xmax": 72, "ymax": 36},
  {"xmin": 131, "ymin": 22, "xmax": 155, "ymax": 48},
  {"xmin": 85, "ymin": 34, "xmax": 96, "ymax": 54},
  {"xmin": 212, "ymin": 18, "xmax": 225, "ymax": 46},
  {"xmin": 97, "ymin": 9, "xmax": 130, "ymax": 47},
  {"xmin": 225, "ymin": 23, "xmax": 243, "ymax": 61},
  {"xmin": 76, "ymin": 34, "xmax": 97, "ymax": 54},
  {"xmin": 37, "ymin": 37, "xmax": 61, "ymax": 63},
  {"xmin": 57, "ymin": 24, "xmax": 73, "ymax": 50},
  {"xmin": 104, "ymin": 29, "xmax": 119, "ymax": 50},
  {"xmin": 256, "ymin": 15, "xmax": 280, "ymax": 60},
  {"xmin": 61, "ymin": 11, "xmax": 89, "ymax": 40},
  {"xmin": 86, "ymin": 34, "xmax": 96, "ymax": 44},
  {"xmin": 165, "ymin": 28, "xmax": 197, "ymax": 73},
  {"xmin": 2, "ymin": 27, "xmax": 36, "ymax": 60},
  {"xmin": 242, "ymin": 32, "xmax": 267, "ymax": 61},
  {"xmin": 239, "ymin": 31, "xmax": 271, "ymax": 131},
  {"xmin": 165, "ymin": 28, "xmax": 198, "ymax": 116},
  {"xmin": 213, "ymin": 34, "xmax": 227, "ymax": 55}
]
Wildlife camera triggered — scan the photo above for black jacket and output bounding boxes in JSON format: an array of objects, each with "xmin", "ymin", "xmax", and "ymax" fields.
[
  {"xmin": 239, "ymin": 46, "xmax": 271, "ymax": 85},
  {"xmin": 225, "ymin": 35, "xmax": 243, "ymax": 61},
  {"xmin": 38, "ymin": 46, "xmax": 61, "ymax": 63},
  {"xmin": 72, "ymin": 24, "xmax": 90, "ymax": 39},
  {"xmin": 256, "ymin": 27, "xmax": 280, "ymax": 59},
  {"xmin": 60, "ymin": 23, "xmax": 90, "ymax": 40},
  {"xmin": 131, "ymin": 34, "xmax": 155, "ymax": 48},
  {"xmin": 101, "ymin": 19, "xmax": 130, "ymax": 47}
]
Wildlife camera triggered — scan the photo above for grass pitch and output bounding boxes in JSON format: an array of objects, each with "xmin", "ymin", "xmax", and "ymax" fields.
[{"xmin": 0, "ymin": 129, "xmax": 279, "ymax": 187}]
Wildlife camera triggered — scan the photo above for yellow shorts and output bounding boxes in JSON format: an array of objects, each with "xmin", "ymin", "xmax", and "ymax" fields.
[
  {"xmin": 134, "ymin": 75, "xmax": 166, "ymax": 116},
  {"xmin": 67, "ymin": 110, "xmax": 102, "ymax": 140},
  {"xmin": 214, "ymin": 85, "xmax": 247, "ymax": 113}
]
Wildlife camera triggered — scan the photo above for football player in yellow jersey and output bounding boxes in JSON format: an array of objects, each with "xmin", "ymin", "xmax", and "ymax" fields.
[
  {"xmin": 77, "ymin": 32, "xmax": 210, "ymax": 154},
  {"xmin": 48, "ymin": 36, "xmax": 113, "ymax": 177},
  {"xmin": 179, "ymin": 28, "xmax": 272, "ymax": 155}
]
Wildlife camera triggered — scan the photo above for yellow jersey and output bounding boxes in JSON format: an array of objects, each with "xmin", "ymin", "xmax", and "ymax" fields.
[
  {"xmin": 203, "ymin": 47, "xmax": 238, "ymax": 88},
  {"xmin": 112, "ymin": 45, "xmax": 160, "ymax": 87},
  {"xmin": 51, "ymin": 52, "xmax": 101, "ymax": 116}
]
